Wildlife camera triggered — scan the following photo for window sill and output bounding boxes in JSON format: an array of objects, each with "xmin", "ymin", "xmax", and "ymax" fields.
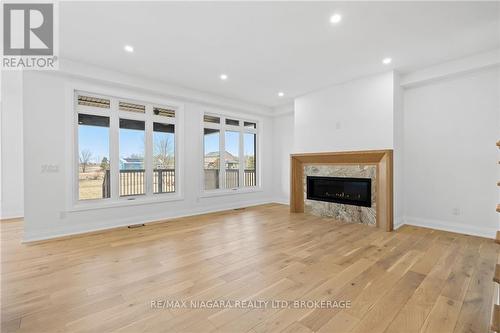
[
  {"xmin": 67, "ymin": 193, "xmax": 184, "ymax": 212},
  {"xmin": 199, "ymin": 187, "xmax": 263, "ymax": 199}
]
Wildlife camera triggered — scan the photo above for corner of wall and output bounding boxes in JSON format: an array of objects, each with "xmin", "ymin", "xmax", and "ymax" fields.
[
  {"xmin": 1, "ymin": 71, "xmax": 25, "ymax": 219},
  {"xmin": 392, "ymin": 71, "xmax": 404, "ymax": 227}
]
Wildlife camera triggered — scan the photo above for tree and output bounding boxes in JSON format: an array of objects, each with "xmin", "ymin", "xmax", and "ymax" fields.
[
  {"xmin": 100, "ymin": 157, "xmax": 109, "ymax": 171},
  {"xmin": 245, "ymin": 155, "xmax": 255, "ymax": 169},
  {"xmin": 154, "ymin": 137, "xmax": 174, "ymax": 169},
  {"xmin": 80, "ymin": 149, "xmax": 92, "ymax": 173}
]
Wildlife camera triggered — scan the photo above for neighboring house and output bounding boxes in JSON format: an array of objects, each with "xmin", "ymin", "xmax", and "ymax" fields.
[
  {"xmin": 204, "ymin": 151, "xmax": 238, "ymax": 169},
  {"xmin": 119, "ymin": 157, "xmax": 144, "ymax": 170}
]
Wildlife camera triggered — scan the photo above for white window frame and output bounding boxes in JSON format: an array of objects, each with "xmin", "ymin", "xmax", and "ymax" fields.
[
  {"xmin": 66, "ymin": 84, "xmax": 184, "ymax": 211},
  {"xmin": 201, "ymin": 111, "xmax": 260, "ymax": 197}
]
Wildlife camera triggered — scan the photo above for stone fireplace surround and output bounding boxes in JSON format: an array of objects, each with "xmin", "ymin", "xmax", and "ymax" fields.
[
  {"xmin": 304, "ymin": 165, "xmax": 377, "ymax": 225},
  {"xmin": 290, "ymin": 150, "xmax": 393, "ymax": 231}
]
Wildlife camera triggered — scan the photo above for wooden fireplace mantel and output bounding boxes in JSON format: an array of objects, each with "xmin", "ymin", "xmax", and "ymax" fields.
[{"xmin": 290, "ymin": 149, "xmax": 394, "ymax": 231}]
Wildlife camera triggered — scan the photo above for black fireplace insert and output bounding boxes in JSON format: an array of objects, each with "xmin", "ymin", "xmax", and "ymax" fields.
[{"xmin": 306, "ymin": 176, "xmax": 371, "ymax": 207}]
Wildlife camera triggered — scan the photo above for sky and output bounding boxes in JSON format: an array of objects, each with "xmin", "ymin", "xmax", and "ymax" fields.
[
  {"xmin": 79, "ymin": 125, "xmax": 255, "ymax": 164},
  {"xmin": 79, "ymin": 125, "xmax": 109, "ymax": 163},
  {"xmin": 204, "ymin": 131, "xmax": 255, "ymax": 157}
]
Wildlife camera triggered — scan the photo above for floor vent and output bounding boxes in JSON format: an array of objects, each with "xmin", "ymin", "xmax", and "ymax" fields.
[{"xmin": 128, "ymin": 224, "xmax": 145, "ymax": 229}]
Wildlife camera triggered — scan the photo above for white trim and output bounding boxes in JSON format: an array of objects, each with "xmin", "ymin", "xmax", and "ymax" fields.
[
  {"xmin": 220, "ymin": 119, "xmax": 226, "ymax": 188},
  {"xmin": 23, "ymin": 198, "xmax": 275, "ymax": 243},
  {"xmin": 401, "ymin": 216, "xmax": 496, "ymax": 239},
  {"xmin": 272, "ymin": 197, "xmax": 290, "ymax": 205},
  {"xmin": 393, "ymin": 217, "xmax": 405, "ymax": 230},
  {"xmin": 145, "ymin": 106, "xmax": 153, "ymax": 196},
  {"xmin": 199, "ymin": 187, "xmax": 263, "ymax": 199},
  {"xmin": 0, "ymin": 211, "xmax": 24, "ymax": 220},
  {"xmin": 203, "ymin": 106, "xmax": 266, "ymax": 125},
  {"xmin": 109, "ymin": 97, "xmax": 119, "ymax": 200},
  {"xmin": 67, "ymin": 193, "xmax": 184, "ymax": 212}
]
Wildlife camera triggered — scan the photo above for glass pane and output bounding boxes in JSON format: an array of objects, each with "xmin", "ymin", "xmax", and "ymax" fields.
[
  {"xmin": 204, "ymin": 128, "xmax": 220, "ymax": 190},
  {"xmin": 153, "ymin": 123, "xmax": 175, "ymax": 193},
  {"xmin": 154, "ymin": 107, "xmax": 175, "ymax": 118},
  {"xmin": 204, "ymin": 115, "xmax": 220, "ymax": 124},
  {"xmin": 119, "ymin": 119, "xmax": 145, "ymax": 196},
  {"xmin": 225, "ymin": 118, "xmax": 240, "ymax": 126},
  {"xmin": 244, "ymin": 121, "xmax": 256, "ymax": 129},
  {"xmin": 244, "ymin": 133, "xmax": 256, "ymax": 187},
  {"xmin": 225, "ymin": 131, "xmax": 240, "ymax": 188},
  {"xmin": 78, "ymin": 114, "xmax": 110, "ymax": 200},
  {"xmin": 119, "ymin": 101, "xmax": 145, "ymax": 113},
  {"xmin": 77, "ymin": 95, "xmax": 110, "ymax": 108}
]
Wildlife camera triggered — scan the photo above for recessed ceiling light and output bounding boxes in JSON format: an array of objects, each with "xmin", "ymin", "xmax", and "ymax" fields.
[
  {"xmin": 220, "ymin": 74, "xmax": 228, "ymax": 80},
  {"xmin": 382, "ymin": 57, "xmax": 392, "ymax": 65},
  {"xmin": 330, "ymin": 13, "xmax": 342, "ymax": 24},
  {"xmin": 278, "ymin": 92, "xmax": 285, "ymax": 97},
  {"xmin": 124, "ymin": 45, "xmax": 134, "ymax": 53}
]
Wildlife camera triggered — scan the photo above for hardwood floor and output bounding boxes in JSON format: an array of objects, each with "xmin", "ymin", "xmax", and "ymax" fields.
[{"xmin": 1, "ymin": 203, "xmax": 498, "ymax": 333}]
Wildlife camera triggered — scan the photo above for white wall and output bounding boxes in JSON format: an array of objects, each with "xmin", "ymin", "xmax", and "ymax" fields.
[
  {"xmin": 272, "ymin": 112, "xmax": 294, "ymax": 204},
  {"xmin": 22, "ymin": 69, "xmax": 274, "ymax": 241},
  {"xmin": 1, "ymin": 71, "xmax": 24, "ymax": 219},
  {"xmin": 403, "ymin": 67, "xmax": 500, "ymax": 238},
  {"xmin": 393, "ymin": 73, "xmax": 405, "ymax": 227},
  {"xmin": 292, "ymin": 71, "xmax": 402, "ymax": 226},
  {"xmin": 11, "ymin": 54, "xmax": 500, "ymax": 240},
  {"xmin": 294, "ymin": 72, "xmax": 395, "ymax": 153},
  {"xmin": 283, "ymin": 62, "xmax": 500, "ymax": 238}
]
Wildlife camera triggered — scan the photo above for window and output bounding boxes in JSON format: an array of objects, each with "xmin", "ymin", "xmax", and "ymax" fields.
[
  {"xmin": 154, "ymin": 107, "xmax": 175, "ymax": 118},
  {"xmin": 78, "ymin": 114, "xmax": 110, "ymax": 200},
  {"xmin": 119, "ymin": 119, "xmax": 145, "ymax": 196},
  {"xmin": 203, "ymin": 115, "xmax": 220, "ymax": 124},
  {"xmin": 225, "ymin": 131, "xmax": 240, "ymax": 188},
  {"xmin": 204, "ymin": 128, "xmax": 220, "ymax": 190},
  {"xmin": 119, "ymin": 101, "xmax": 145, "ymax": 113},
  {"xmin": 153, "ymin": 123, "xmax": 175, "ymax": 193},
  {"xmin": 244, "ymin": 121, "xmax": 256, "ymax": 129},
  {"xmin": 203, "ymin": 113, "xmax": 258, "ymax": 191},
  {"xmin": 78, "ymin": 95, "xmax": 110, "ymax": 108},
  {"xmin": 75, "ymin": 91, "xmax": 179, "ymax": 204},
  {"xmin": 225, "ymin": 118, "xmax": 240, "ymax": 126},
  {"xmin": 244, "ymin": 133, "xmax": 256, "ymax": 187}
]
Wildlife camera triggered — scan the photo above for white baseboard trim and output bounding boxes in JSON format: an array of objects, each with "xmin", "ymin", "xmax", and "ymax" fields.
[
  {"xmin": 23, "ymin": 198, "xmax": 275, "ymax": 243},
  {"xmin": 401, "ymin": 216, "xmax": 496, "ymax": 239},
  {"xmin": 393, "ymin": 217, "xmax": 405, "ymax": 230},
  {"xmin": 272, "ymin": 197, "xmax": 290, "ymax": 205},
  {"xmin": 0, "ymin": 210, "xmax": 24, "ymax": 220},
  {"xmin": 25, "ymin": 204, "xmax": 496, "ymax": 242}
]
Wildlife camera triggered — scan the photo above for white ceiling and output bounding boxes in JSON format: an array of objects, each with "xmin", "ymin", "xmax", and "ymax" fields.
[{"xmin": 60, "ymin": 2, "xmax": 500, "ymax": 108}]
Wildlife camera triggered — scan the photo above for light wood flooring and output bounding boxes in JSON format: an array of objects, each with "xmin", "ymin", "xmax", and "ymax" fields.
[{"xmin": 1, "ymin": 203, "xmax": 498, "ymax": 333}]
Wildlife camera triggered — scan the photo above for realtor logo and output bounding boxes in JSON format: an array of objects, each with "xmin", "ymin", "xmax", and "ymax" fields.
[{"xmin": 2, "ymin": 2, "xmax": 58, "ymax": 69}]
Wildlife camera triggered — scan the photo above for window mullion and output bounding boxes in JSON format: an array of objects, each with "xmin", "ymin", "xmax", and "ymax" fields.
[
  {"xmin": 220, "ymin": 122, "xmax": 226, "ymax": 189},
  {"xmin": 256, "ymin": 130, "xmax": 259, "ymax": 187},
  {"xmin": 239, "ymin": 129, "xmax": 244, "ymax": 188},
  {"xmin": 110, "ymin": 99, "xmax": 120, "ymax": 200},
  {"xmin": 145, "ymin": 105, "xmax": 153, "ymax": 196}
]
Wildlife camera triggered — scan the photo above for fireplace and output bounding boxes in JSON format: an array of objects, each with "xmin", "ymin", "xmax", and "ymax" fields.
[
  {"xmin": 306, "ymin": 176, "xmax": 372, "ymax": 207},
  {"xmin": 291, "ymin": 150, "xmax": 393, "ymax": 230}
]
